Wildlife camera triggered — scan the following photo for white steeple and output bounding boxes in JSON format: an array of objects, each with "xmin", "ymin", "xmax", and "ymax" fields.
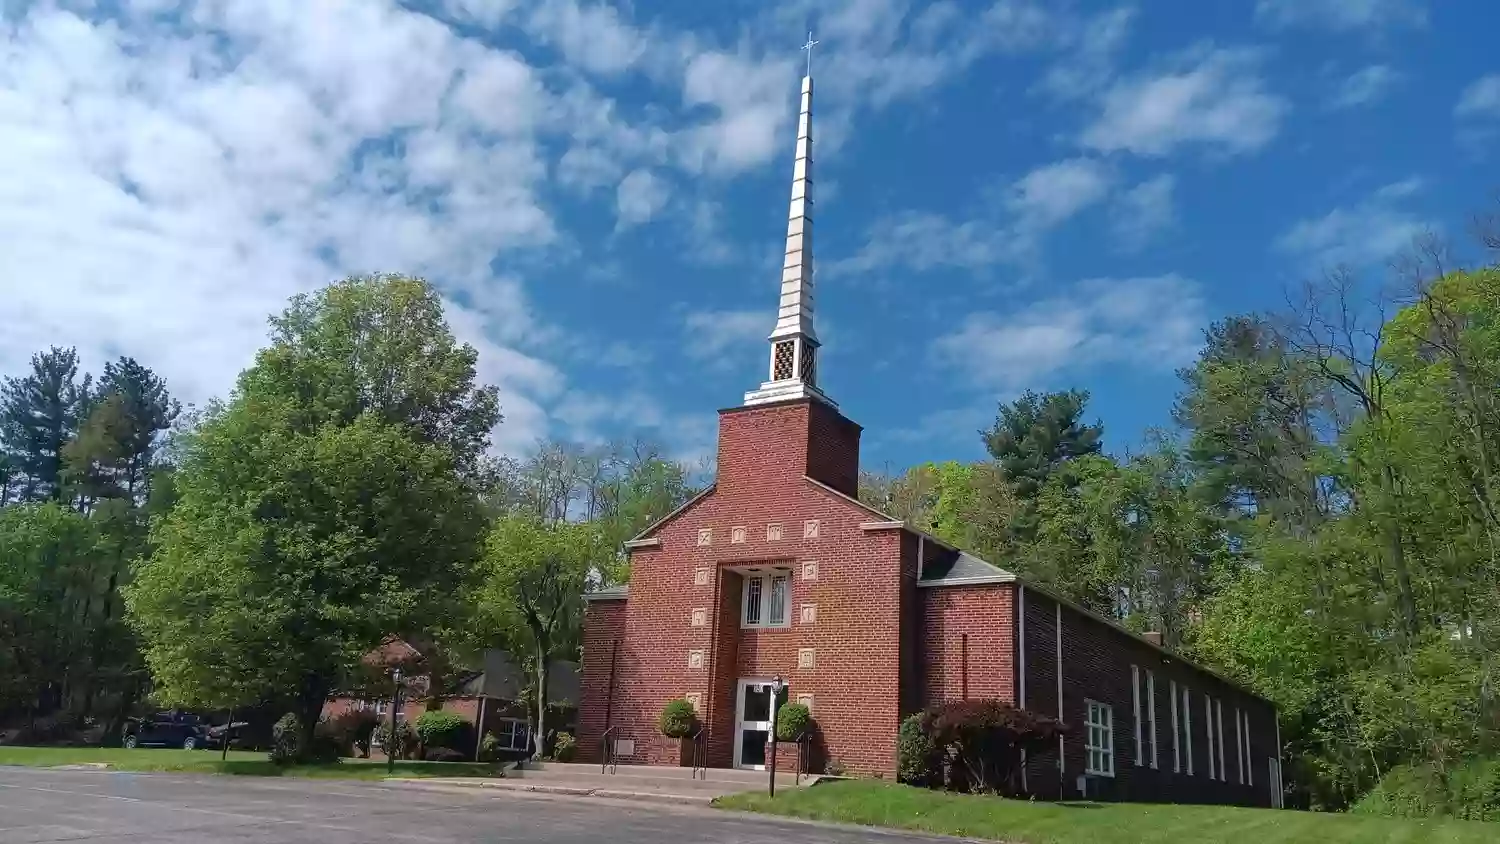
[{"xmin": 744, "ymin": 35, "xmax": 835, "ymax": 409}]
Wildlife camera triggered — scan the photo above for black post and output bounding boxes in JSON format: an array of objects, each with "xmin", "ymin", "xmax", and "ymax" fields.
[
  {"xmin": 387, "ymin": 674, "xmax": 401, "ymax": 775},
  {"xmin": 767, "ymin": 679, "xmax": 783, "ymax": 798},
  {"xmin": 221, "ymin": 707, "xmax": 233, "ymax": 761}
]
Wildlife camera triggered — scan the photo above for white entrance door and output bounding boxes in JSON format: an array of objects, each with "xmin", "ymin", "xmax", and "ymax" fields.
[{"xmin": 733, "ymin": 678, "xmax": 788, "ymax": 770}]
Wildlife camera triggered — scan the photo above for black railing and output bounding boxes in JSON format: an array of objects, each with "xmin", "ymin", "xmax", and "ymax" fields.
[
  {"xmin": 600, "ymin": 725, "xmax": 618, "ymax": 774},
  {"xmin": 688, "ymin": 727, "xmax": 707, "ymax": 780},
  {"xmin": 795, "ymin": 731, "xmax": 814, "ymax": 785}
]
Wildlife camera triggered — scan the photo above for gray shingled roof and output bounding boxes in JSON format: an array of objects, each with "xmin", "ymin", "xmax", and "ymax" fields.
[
  {"xmin": 583, "ymin": 583, "xmax": 629, "ymax": 600},
  {"xmin": 919, "ymin": 549, "xmax": 1015, "ymax": 585}
]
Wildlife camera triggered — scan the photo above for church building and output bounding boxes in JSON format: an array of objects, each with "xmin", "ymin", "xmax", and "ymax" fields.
[{"xmin": 577, "ymin": 66, "xmax": 1283, "ymax": 808}]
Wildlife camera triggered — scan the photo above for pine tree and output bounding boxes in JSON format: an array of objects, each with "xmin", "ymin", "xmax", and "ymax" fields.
[
  {"xmin": 0, "ymin": 347, "xmax": 93, "ymax": 502},
  {"xmin": 981, "ymin": 389, "xmax": 1103, "ymax": 543}
]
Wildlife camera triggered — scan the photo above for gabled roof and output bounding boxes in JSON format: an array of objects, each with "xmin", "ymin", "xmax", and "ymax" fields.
[{"xmin": 919, "ymin": 550, "xmax": 1015, "ymax": 586}]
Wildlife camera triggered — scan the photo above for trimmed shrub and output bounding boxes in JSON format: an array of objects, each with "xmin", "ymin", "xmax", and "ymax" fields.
[
  {"xmin": 922, "ymin": 699, "xmax": 1069, "ymax": 794},
  {"xmin": 658, "ymin": 699, "xmax": 697, "ymax": 739},
  {"xmin": 554, "ymin": 731, "xmax": 577, "ymax": 762},
  {"xmin": 897, "ymin": 712, "xmax": 941, "ymax": 786},
  {"xmin": 415, "ymin": 710, "xmax": 471, "ymax": 752},
  {"xmin": 775, "ymin": 703, "xmax": 812, "ymax": 742},
  {"xmin": 268, "ymin": 713, "xmax": 303, "ymax": 765},
  {"xmin": 424, "ymin": 746, "xmax": 468, "ymax": 763},
  {"xmin": 304, "ymin": 732, "xmax": 344, "ymax": 764},
  {"xmin": 372, "ymin": 720, "xmax": 416, "ymax": 760},
  {"xmin": 477, "ymin": 731, "xmax": 501, "ymax": 763},
  {"xmin": 317, "ymin": 710, "xmax": 379, "ymax": 757}
]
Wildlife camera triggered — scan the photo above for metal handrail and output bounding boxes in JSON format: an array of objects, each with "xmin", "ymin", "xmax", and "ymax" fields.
[
  {"xmin": 795, "ymin": 730, "xmax": 814, "ymax": 785},
  {"xmin": 688, "ymin": 726, "xmax": 707, "ymax": 780},
  {"xmin": 600, "ymin": 725, "xmax": 618, "ymax": 774}
]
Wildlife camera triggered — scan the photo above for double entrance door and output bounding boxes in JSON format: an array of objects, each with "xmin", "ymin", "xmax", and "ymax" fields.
[{"xmin": 733, "ymin": 678, "xmax": 789, "ymax": 770}]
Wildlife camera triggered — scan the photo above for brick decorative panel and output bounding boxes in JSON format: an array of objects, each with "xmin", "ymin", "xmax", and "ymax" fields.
[
  {"xmin": 694, "ymin": 567, "xmax": 711, "ymax": 586},
  {"xmin": 802, "ymin": 560, "xmax": 818, "ymax": 581},
  {"xmin": 798, "ymin": 648, "xmax": 816, "ymax": 669},
  {"xmin": 767, "ymin": 523, "xmax": 783, "ymax": 541},
  {"xmin": 697, "ymin": 528, "xmax": 712, "ymax": 546},
  {"xmin": 797, "ymin": 694, "xmax": 814, "ymax": 713},
  {"xmin": 732, "ymin": 527, "xmax": 746, "ymax": 544},
  {"xmin": 803, "ymin": 519, "xmax": 820, "ymax": 539},
  {"xmin": 688, "ymin": 649, "xmax": 705, "ymax": 669},
  {"xmin": 691, "ymin": 608, "xmax": 707, "ymax": 627},
  {"xmin": 800, "ymin": 603, "xmax": 817, "ymax": 624}
]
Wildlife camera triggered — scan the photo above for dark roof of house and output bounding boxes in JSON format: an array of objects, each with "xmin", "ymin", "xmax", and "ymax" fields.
[
  {"xmin": 457, "ymin": 651, "xmax": 582, "ymax": 706},
  {"xmin": 583, "ymin": 583, "xmax": 629, "ymax": 601},
  {"xmin": 918, "ymin": 549, "xmax": 1014, "ymax": 585}
]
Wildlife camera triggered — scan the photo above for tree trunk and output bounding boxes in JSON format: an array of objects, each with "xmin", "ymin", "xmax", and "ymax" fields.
[{"xmin": 534, "ymin": 638, "xmax": 550, "ymax": 760}]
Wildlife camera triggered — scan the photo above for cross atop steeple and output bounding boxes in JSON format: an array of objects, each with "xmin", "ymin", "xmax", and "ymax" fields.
[{"xmin": 743, "ymin": 43, "xmax": 835, "ymax": 409}]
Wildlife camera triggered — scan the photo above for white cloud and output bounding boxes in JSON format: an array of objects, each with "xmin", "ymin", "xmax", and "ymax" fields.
[
  {"xmin": 615, "ymin": 168, "xmax": 669, "ymax": 228},
  {"xmin": 932, "ymin": 275, "xmax": 1206, "ymax": 391},
  {"xmin": 1256, "ymin": 0, "xmax": 1427, "ymax": 31},
  {"xmin": 682, "ymin": 310, "xmax": 769, "ymax": 362},
  {"xmin": 0, "ymin": 1, "xmax": 583, "ymax": 453},
  {"xmin": 1080, "ymin": 47, "xmax": 1288, "ymax": 158},
  {"xmin": 1275, "ymin": 178, "xmax": 1432, "ymax": 267},
  {"xmin": 1329, "ymin": 64, "xmax": 1401, "ymax": 109},
  {"xmin": 679, "ymin": 49, "xmax": 796, "ymax": 175},
  {"xmin": 1110, "ymin": 175, "xmax": 1177, "ymax": 251},
  {"xmin": 1455, "ymin": 74, "xmax": 1500, "ymax": 119},
  {"xmin": 1035, "ymin": 6, "xmax": 1135, "ymax": 102},
  {"xmin": 1007, "ymin": 158, "xmax": 1113, "ymax": 230},
  {"xmin": 523, "ymin": 0, "xmax": 651, "ymax": 77},
  {"xmin": 834, "ymin": 158, "xmax": 1110, "ymax": 277}
]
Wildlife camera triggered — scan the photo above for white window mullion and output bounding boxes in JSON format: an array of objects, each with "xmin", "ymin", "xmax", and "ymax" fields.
[
  {"xmin": 1235, "ymin": 707, "xmax": 1244, "ymax": 784},
  {"xmin": 1244, "ymin": 711, "xmax": 1254, "ymax": 787},
  {"xmin": 1216, "ymin": 699, "xmax": 1226, "ymax": 781},
  {"xmin": 1169, "ymin": 680, "xmax": 1180, "ymax": 773},
  {"xmin": 1147, "ymin": 671, "xmax": 1158, "ymax": 769},
  {"xmin": 1131, "ymin": 665, "xmax": 1142, "ymax": 765},
  {"xmin": 1205, "ymin": 695, "xmax": 1215, "ymax": 780}
]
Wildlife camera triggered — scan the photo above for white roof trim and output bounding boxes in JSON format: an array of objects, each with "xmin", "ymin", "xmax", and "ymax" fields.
[
  {"xmin": 859, "ymin": 520, "xmax": 903, "ymax": 530},
  {"xmin": 917, "ymin": 574, "xmax": 1016, "ymax": 588},
  {"xmin": 623, "ymin": 538, "xmax": 661, "ymax": 549}
]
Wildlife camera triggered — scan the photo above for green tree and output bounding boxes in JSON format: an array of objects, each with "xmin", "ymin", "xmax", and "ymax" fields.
[
  {"xmin": 474, "ymin": 515, "xmax": 595, "ymax": 758},
  {"xmin": 125, "ymin": 274, "xmax": 497, "ymax": 745},
  {"xmin": 982, "ymin": 389, "xmax": 1102, "ymax": 544},
  {"xmin": 0, "ymin": 347, "xmax": 93, "ymax": 502}
]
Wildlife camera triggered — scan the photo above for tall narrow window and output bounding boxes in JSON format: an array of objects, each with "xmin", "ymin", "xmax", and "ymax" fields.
[
  {"xmin": 1131, "ymin": 665, "xmax": 1142, "ymax": 765},
  {"xmin": 1147, "ymin": 670, "xmax": 1159, "ymax": 769},
  {"xmin": 1235, "ymin": 707, "xmax": 1244, "ymax": 784},
  {"xmin": 1085, "ymin": 700, "xmax": 1115, "ymax": 777},
  {"xmin": 1182, "ymin": 685, "xmax": 1194, "ymax": 776},
  {"xmin": 1169, "ymin": 680, "xmax": 1180, "ymax": 773},
  {"xmin": 742, "ymin": 573, "xmax": 790, "ymax": 629},
  {"xmin": 1243, "ymin": 711, "xmax": 1253, "ymax": 787}
]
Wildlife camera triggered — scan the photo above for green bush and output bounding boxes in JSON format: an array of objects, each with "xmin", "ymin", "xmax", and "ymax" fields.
[
  {"xmin": 372, "ymin": 720, "xmax": 416, "ymax": 760},
  {"xmin": 897, "ymin": 712, "xmax": 940, "ymax": 786},
  {"xmin": 658, "ymin": 698, "xmax": 697, "ymax": 739},
  {"xmin": 554, "ymin": 731, "xmax": 577, "ymax": 762},
  {"xmin": 920, "ymin": 700, "xmax": 1069, "ymax": 794},
  {"xmin": 1355, "ymin": 758, "xmax": 1500, "ymax": 822},
  {"xmin": 776, "ymin": 702, "xmax": 812, "ymax": 741},
  {"xmin": 477, "ymin": 731, "xmax": 501, "ymax": 763},
  {"xmin": 268, "ymin": 713, "xmax": 303, "ymax": 765},
  {"xmin": 316, "ymin": 710, "xmax": 379, "ymax": 757},
  {"xmin": 415, "ymin": 710, "xmax": 471, "ymax": 752},
  {"xmin": 424, "ymin": 746, "xmax": 468, "ymax": 763}
]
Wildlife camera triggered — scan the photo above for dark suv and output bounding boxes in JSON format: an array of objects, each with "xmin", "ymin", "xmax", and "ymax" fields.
[{"xmin": 123, "ymin": 713, "xmax": 207, "ymax": 750}]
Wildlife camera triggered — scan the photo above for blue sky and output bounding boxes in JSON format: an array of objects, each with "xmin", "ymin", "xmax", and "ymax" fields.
[{"xmin": 1, "ymin": 0, "xmax": 1496, "ymax": 472}]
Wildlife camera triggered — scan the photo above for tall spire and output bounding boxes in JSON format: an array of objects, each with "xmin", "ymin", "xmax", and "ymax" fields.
[{"xmin": 744, "ymin": 35, "xmax": 835, "ymax": 409}]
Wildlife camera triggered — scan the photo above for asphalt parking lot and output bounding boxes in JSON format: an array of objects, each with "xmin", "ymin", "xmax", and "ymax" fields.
[{"xmin": 0, "ymin": 766, "xmax": 954, "ymax": 843}]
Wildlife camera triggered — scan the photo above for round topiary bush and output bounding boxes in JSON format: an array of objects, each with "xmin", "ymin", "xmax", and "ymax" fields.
[
  {"xmin": 775, "ymin": 702, "xmax": 812, "ymax": 741},
  {"xmin": 658, "ymin": 698, "xmax": 697, "ymax": 739},
  {"xmin": 896, "ymin": 711, "xmax": 940, "ymax": 786},
  {"xmin": 268, "ymin": 712, "xmax": 303, "ymax": 766}
]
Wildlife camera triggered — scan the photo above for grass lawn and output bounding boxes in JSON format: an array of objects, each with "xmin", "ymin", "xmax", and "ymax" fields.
[
  {"xmin": 715, "ymin": 779, "xmax": 1496, "ymax": 844},
  {"xmin": 0, "ymin": 746, "xmax": 504, "ymax": 779}
]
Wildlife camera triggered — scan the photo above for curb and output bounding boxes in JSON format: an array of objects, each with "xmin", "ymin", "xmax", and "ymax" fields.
[{"xmin": 382, "ymin": 777, "xmax": 716, "ymax": 806}]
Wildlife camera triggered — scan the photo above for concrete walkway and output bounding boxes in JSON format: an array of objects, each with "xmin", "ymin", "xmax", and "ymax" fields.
[{"xmin": 389, "ymin": 761, "xmax": 809, "ymax": 805}]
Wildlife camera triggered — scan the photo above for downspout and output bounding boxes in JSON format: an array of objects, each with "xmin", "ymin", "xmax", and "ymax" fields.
[
  {"xmin": 705, "ymin": 567, "xmax": 723, "ymax": 765},
  {"xmin": 1019, "ymin": 586, "xmax": 1027, "ymax": 793},
  {"xmin": 1056, "ymin": 602, "xmax": 1065, "ymax": 787},
  {"xmin": 960, "ymin": 633, "xmax": 968, "ymax": 700},
  {"xmin": 605, "ymin": 638, "xmax": 619, "ymax": 736}
]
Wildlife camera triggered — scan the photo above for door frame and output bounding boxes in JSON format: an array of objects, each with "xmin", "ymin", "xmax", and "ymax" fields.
[{"xmin": 733, "ymin": 677, "xmax": 777, "ymax": 770}]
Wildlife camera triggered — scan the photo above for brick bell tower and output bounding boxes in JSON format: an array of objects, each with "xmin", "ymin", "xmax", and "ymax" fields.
[{"xmin": 717, "ymin": 62, "xmax": 861, "ymax": 499}]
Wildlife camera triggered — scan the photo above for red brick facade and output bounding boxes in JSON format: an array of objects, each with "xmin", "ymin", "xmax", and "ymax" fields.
[{"xmin": 578, "ymin": 396, "xmax": 1281, "ymax": 807}]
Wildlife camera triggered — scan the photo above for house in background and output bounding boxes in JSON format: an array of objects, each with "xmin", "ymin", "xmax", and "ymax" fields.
[
  {"xmin": 323, "ymin": 637, "xmax": 579, "ymax": 757},
  {"xmin": 576, "ymin": 65, "xmax": 1283, "ymax": 808}
]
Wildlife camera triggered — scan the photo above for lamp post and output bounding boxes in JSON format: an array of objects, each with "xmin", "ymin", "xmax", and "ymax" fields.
[
  {"xmin": 767, "ymin": 675, "xmax": 784, "ymax": 797},
  {"xmin": 387, "ymin": 667, "xmax": 403, "ymax": 775}
]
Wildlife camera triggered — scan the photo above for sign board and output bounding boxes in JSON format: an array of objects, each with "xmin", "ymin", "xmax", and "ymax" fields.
[{"xmin": 614, "ymin": 739, "xmax": 635, "ymax": 757}]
